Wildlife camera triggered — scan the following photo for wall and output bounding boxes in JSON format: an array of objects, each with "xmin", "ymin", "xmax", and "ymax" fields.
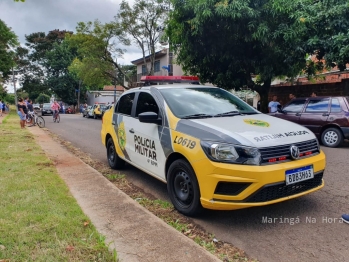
[
  {"xmin": 269, "ymin": 79, "xmax": 349, "ymax": 106},
  {"xmin": 86, "ymin": 92, "xmax": 122, "ymax": 105}
]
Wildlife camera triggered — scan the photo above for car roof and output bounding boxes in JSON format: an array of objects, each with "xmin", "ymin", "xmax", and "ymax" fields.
[{"xmin": 292, "ymin": 96, "xmax": 344, "ymax": 100}]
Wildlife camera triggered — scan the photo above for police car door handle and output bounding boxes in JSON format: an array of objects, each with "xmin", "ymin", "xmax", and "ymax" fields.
[
  {"xmin": 129, "ymin": 128, "xmax": 135, "ymax": 133},
  {"xmin": 295, "ymin": 113, "xmax": 301, "ymax": 116}
]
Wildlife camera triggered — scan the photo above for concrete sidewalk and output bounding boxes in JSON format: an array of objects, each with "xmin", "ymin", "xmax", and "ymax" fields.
[{"xmin": 27, "ymin": 125, "xmax": 220, "ymax": 262}]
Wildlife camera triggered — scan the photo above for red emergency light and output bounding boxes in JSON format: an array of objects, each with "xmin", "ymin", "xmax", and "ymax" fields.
[{"xmin": 140, "ymin": 75, "xmax": 200, "ymax": 83}]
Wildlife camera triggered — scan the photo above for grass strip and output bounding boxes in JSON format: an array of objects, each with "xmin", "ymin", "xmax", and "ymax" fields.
[{"xmin": 0, "ymin": 111, "xmax": 117, "ymax": 261}]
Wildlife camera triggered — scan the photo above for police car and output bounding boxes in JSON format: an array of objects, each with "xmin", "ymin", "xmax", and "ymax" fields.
[{"xmin": 101, "ymin": 76, "xmax": 326, "ymax": 216}]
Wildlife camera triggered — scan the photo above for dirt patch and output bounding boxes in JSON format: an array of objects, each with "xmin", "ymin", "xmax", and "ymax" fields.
[{"xmin": 50, "ymin": 133, "xmax": 257, "ymax": 262}]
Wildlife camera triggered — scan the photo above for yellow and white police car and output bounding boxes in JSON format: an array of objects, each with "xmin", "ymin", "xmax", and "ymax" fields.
[{"xmin": 101, "ymin": 76, "xmax": 326, "ymax": 216}]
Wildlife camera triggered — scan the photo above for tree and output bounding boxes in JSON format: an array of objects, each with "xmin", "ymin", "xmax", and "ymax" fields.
[
  {"xmin": 36, "ymin": 93, "xmax": 51, "ymax": 104},
  {"xmin": 66, "ymin": 20, "xmax": 130, "ymax": 89},
  {"xmin": 0, "ymin": 19, "xmax": 19, "ymax": 80},
  {"xmin": 276, "ymin": 0, "xmax": 349, "ymax": 72},
  {"xmin": 45, "ymin": 41, "xmax": 82, "ymax": 105},
  {"xmin": 21, "ymin": 30, "xmax": 74, "ymax": 102},
  {"xmin": 118, "ymin": 0, "xmax": 169, "ymax": 75},
  {"xmin": 168, "ymin": 0, "xmax": 349, "ymax": 112}
]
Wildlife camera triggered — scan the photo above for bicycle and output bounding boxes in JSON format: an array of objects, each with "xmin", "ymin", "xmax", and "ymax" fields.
[
  {"xmin": 53, "ymin": 110, "xmax": 60, "ymax": 123},
  {"xmin": 26, "ymin": 111, "xmax": 45, "ymax": 128}
]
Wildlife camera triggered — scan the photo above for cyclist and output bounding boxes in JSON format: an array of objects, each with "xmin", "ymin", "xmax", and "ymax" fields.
[
  {"xmin": 51, "ymin": 100, "xmax": 61, "ymax": 121},
  {"xmin": 27, "ymin": 100, "xmax": 35, "ymax": 126}
]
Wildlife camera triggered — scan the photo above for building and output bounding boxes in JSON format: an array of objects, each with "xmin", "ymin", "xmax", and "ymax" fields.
[
  {"xmin": 130, "ymin": 48, "xmax": 184, "ymax": 84},
  {"xmin": 85, "ymin": 85, "xmax": 125, "ymax": 105}
]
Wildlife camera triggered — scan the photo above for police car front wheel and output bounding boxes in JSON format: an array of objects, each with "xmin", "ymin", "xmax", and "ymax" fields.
[
  {"xmin": 167, "ymin": 159, "xmax": 202, "ymax": 217},
  {"xmin": 107, "ymin": 138, "xmax": 125, "ymax": 169}
]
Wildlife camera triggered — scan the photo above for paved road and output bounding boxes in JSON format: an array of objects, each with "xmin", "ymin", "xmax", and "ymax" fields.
[{"xmin": 43, "ymin": 114, "xmax": 349, "ymax": 262}]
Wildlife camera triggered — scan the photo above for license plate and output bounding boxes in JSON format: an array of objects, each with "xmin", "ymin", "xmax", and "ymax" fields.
[{"xmin": 285, "ymin": 165, "xmax": 314, "ymax": 185}]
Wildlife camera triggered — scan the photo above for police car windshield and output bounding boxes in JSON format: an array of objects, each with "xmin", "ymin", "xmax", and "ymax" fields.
[{"xmin": 159, "ymin": 87, "xmax": 257, "ymax": 118}]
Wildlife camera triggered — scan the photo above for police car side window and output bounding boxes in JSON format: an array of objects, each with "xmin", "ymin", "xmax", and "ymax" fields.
[
  {"xmin": 283, "ymin": 99, "xmax": 306, "ymax": 113},
  {"xmin": 116, "ymin": 93, "xmax": 135, "ymax": 115},
  {"xmin": 135, "ymin": 92, "xmax": 159, "ymax": 117}
]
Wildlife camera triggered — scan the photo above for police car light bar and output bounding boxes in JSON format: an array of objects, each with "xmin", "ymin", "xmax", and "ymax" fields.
[{"xmin": 140, "ymin": 75, "xmax": 200, "ymax": 83}]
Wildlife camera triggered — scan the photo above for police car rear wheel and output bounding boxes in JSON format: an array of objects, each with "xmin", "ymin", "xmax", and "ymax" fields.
[
  {"xmin": 107, "ymin": 138, "xmax": 125, "ymax": 169},
  {"xmin": 167, "ymin": 159, "xmax": 202, "ymax": 216}
]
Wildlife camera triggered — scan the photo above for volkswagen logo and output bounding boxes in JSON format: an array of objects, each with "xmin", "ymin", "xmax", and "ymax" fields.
[{"xmin": 290, "ymin": 145, "xmax": 300, "ymax": 160}]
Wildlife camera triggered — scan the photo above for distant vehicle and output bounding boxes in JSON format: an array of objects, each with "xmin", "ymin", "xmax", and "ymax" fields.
[
  {"xmin": 33, "ymin": 104, "xmax": 40, "ymax": 110},
  {"xmin": 65, "ymin": 107, "xmax": 74, "ymax": 114},
  {"xmin": 92, "ymin": 103, "xmax": 107, "ymax": 119},
  {"xmin": 83, "ymin": 106, "xmax": 93, "ymax": 118},
  {"xmin": 41, "ymin": 103, "xmax": 52, "ymax": 116},
  {"xmin": 269, "ymin": 96, "xmax": 349, "ymax": 148}
]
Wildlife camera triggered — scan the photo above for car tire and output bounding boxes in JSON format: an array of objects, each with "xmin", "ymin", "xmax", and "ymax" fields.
[
  {"xmin": 321, "ymin": 127, "xmax": 343, "ymax": 148},
  {"xmin": 167, "ymin": 159, "xmax": 203, "ymax": 217},
  {"xmin": 107, "ymin": 138, "xmax": 125, "ymax": 169}
]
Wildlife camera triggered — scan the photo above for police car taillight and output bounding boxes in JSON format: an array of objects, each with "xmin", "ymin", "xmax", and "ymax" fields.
[{"xmin": 140, "ymin": 75, "xmax": 200, "ymax": 83}]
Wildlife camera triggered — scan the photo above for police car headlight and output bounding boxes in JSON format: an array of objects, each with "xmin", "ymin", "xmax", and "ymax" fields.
[{"xmin": 201, "ymin": 142, "xmax": 261, "ymax": 165}]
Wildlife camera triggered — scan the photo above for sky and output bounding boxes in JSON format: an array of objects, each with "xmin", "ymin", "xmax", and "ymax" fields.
[{"xmin": 0, "ymin": 0, "xmax": 142, "ymax": 92}]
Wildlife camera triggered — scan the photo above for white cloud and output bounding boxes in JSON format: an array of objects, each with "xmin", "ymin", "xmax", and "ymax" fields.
[{"xmin": 0, "ymin": 0, "xmax": 142, "ymax": 64}]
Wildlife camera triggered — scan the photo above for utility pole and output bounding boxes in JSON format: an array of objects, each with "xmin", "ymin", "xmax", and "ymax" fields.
[
  {"xmin": 12, "ymin": 67, "xmax": 18, "ymax": 105},
  {"xmin": 114, "ymin": 68, "xmax": 117, "ymax": 103},
  {"xmin": 77, "ymin": 80, "xmax": 82, "ymax": 112}
]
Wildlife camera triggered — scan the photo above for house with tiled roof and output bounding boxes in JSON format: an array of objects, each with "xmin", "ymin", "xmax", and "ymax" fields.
[{"xmin": 269, "ymin": 56, "xmax": 349, "ymax": 104}]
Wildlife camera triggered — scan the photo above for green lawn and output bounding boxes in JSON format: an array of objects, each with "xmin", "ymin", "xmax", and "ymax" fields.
[{"xmin": 0, "ymin": 111, "xmax": 116, "ymax": 261}]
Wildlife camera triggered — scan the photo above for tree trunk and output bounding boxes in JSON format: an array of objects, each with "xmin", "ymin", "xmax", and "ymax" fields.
[{"xmin": 254, "ymin": 78, "xmax": 271, "ymax": 113}]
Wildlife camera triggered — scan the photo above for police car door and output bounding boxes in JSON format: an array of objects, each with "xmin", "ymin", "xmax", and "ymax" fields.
[{"xmin": 131, "ymin": 91, "xmax": 166, "ymax": 180}]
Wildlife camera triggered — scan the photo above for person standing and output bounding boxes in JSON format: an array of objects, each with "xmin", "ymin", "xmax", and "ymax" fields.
[
  {"xmin": 257, "ymin": 100, "xmax": 261, "ymax": 111},
  {"xmin": 268, "ymin": 95, "xmax": 280, "ymax": 113},
  {"xmin": 27, "ymin": 100, "xmax": 34, "ymax": 126},
  {"xmin": 289, "ymin": 93, "xmax": 296, "ymax": 100},
  {"xmin": 17, "ymin": 98, "xmax": 26, "ymax": 129},
  {"xmin": 311, "ymin": 92, "xmax": 317, "ymax": 97},
  {"xmin": 0, "ymin": 100, "xmax": 3, "ymax": 117}
]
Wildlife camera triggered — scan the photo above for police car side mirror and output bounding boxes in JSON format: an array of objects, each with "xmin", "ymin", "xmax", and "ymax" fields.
[{"xmin": 138, "ymin": 112, "xmax": 162, "ymax": 125}]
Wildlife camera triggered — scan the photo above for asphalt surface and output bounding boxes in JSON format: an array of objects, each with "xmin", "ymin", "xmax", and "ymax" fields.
[{"xmin": 42, "ymin": 113, "xmax": 349, "ymax": 262}]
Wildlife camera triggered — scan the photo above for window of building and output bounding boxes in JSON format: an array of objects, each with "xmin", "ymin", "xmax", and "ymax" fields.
[
  {"xmin": 154, "ymin": 60, "xmax": 160, "ymax": 72},
  {"xmin": 142, "ymin": 65, "xmax": 147, "ymax": 75}
]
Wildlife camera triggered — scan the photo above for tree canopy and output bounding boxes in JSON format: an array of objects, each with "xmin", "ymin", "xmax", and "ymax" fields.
[
  {"xmin": 0, "ymin": 19, "xmax": 19, "ymax": 79},
  {"xmin": 66, "ymin": 19, "xmax": 130, "ymax": 88},
  {"xmin": 118, "ymin": 0, "xmax": 170, "ymax": 75},
  {"xmin": 168, "ymin": 0, "xmax": 349, "ymax": 111}
]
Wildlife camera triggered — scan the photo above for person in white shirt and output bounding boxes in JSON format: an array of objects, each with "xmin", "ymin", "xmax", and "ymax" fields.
[{"xmin": 268, "ymin": 95, "xmax": 280, "ymax": 113}]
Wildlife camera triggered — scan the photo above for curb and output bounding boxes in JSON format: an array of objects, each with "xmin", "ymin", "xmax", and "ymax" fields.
[{"xmin": 27, "ymin": 126, "xmax": 220, "ymax": 262}]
